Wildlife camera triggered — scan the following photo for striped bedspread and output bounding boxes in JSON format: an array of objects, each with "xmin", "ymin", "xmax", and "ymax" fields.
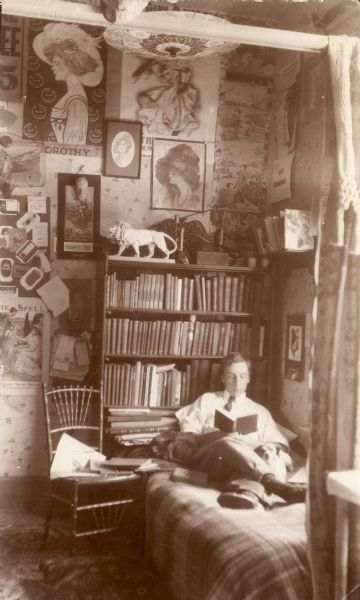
[{"xmin": 145, "ymin": 473, "xmax": 312, "ymax": 600}]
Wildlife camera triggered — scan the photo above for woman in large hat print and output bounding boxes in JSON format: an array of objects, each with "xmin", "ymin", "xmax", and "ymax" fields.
[{"xmin": 33, "ymin": 23, "xmax": 103, "ymax": 145}]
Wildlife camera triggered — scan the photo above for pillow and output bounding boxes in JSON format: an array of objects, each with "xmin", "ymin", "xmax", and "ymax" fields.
[{"xmin": 275, "ymin": 422, "xmax": 298, "ymax": 442}]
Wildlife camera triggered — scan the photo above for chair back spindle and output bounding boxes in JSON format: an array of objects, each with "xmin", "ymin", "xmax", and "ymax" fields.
[{"xmin": 42, "ymin": 382, "xmax": 104, "ymax": 468}]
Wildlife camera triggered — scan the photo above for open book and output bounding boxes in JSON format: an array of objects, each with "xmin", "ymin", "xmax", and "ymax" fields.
[{"xmin": 214, "ymin": 409, "xmax": 258, "ymax": 434}]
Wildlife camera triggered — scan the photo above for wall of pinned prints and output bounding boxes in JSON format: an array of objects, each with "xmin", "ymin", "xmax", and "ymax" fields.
[
  {"xmin": 57, "ymin": 173, "xmax": 100, "ymax": 259},
  {"xmin": 285, "ymin": 313, "xmax": 306, "ymax": 382},
  {"xmin": 103, "ymin": 120, "xmax": 142, "ymax": 178},
  {"xmin": 0, "ymin": 196, "xmax": 50, "ymax": 297},
  {"xmin": 151, "ymin": 138, "xmax": 206, "ymax": 212}
]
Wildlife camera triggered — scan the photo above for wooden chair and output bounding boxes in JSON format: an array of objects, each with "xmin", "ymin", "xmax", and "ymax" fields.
[{"xmin": 42, "ymin": 382, "xmax": 140, "ymax": 553}]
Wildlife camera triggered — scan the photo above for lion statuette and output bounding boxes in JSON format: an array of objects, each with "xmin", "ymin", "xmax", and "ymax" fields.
[{"xmin": 109, "ymin": 221, "xmax": 177, "ymax": 259}]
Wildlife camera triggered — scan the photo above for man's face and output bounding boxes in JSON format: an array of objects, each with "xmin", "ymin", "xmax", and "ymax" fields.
[{"xmin": 223, "ymin": 361, "xmax": 250, "ymax": 398}]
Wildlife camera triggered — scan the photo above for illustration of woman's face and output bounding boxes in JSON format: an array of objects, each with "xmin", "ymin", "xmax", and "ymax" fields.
[
  {"xmin": 169, "ymin": 166, "xmax": 183, "ymax": 185},
  {"xmin": 51, "ymin": 56, "xmax": 71, "ymax": 81}
]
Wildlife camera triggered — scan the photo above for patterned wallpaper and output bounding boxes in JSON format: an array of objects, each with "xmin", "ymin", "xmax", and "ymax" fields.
[{"xmin": 279, "ymin": 268, "xmax": 315, "ymax": 437}]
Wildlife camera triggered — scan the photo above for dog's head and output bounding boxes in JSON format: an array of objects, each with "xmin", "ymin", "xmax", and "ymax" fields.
[
  {"xmin": 255, "ymin": 443, "xmax": 279, "ymax": 465},
  {"xmin": 150, "ymin": 431, "xmax": 178, "ymax": 460}
]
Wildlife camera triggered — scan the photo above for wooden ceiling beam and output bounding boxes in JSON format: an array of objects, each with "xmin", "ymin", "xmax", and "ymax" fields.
[{"xmin": 2, "ymin": 0, "xmax": 329, "ymax": 53}]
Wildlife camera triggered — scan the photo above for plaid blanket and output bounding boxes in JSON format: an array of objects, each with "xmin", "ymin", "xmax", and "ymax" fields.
[{"xmin": 145, "ymin": 473, "xmax": 311, "ymax": 600}]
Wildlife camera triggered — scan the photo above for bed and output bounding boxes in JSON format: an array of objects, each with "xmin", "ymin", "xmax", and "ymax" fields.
[{"xmin": 145, "ymin": 472, "xmax": 311, "ymax": 600}]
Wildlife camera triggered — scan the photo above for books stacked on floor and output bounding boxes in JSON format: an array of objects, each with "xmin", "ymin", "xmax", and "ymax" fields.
[
  {"xmin": 105, "ymin": 272, "xmax": 262, "ymax": 312},
  {"xmin": 104, "ymin": 315, "xmax": 264, "ymax": 358},
  {"xmin": 104, "ymin": 359, "xmax": 227, "ymax": 408},
  {"xmin": 251, "ymin": 209, "xmax": 314, "ymax": 254},
  {"xmin": 106, "ymin": 408, "xmax": 179, "ymax": 446}
]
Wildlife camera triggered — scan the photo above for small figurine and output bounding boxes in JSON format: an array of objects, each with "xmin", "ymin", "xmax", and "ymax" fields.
[{"xmin": 109, "ymin": 220, "xmax": 177, "ymax": 259}]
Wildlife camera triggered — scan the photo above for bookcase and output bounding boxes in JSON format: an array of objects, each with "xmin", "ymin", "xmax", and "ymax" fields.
[{"xmin": 98, "ymin": 253, "xmax": 272, "ymax": 447}]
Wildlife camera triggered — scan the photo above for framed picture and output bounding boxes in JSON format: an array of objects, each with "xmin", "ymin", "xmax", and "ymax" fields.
[
  {"xmin": 285, "ymin": 313, "xmax": 306, "ymax": 382},
  {"xmin": 151, "ymin": 138, "xmax": 206, "ymax": 212},
  {"xmin": 103, "ymin": 120, "xmax": 142, "ymax": 178},
  {"xmin": 57, "ymin": 173, "xmax": 101, "ymax": 259}
]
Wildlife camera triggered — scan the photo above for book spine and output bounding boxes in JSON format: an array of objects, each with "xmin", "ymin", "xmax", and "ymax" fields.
[
  {"xmin": 212, "ymin": 276, "xmax": 218, "ymax": 313},
  {"xmin": 217, "ymin": 273, "xmax": 225, "ymax": 311},
  {"xmin": 188, "ymin": 279, "xmax": 194, "ymax": 311},
  {"xmin": 191, "ymin": 320, "xmax": 201, "ymax": 356},
  {"xmin": 194, "ymin": 275, "xmax": 202, "ymax": 310},
  {"xmin": 205, "ymin": 277, "xmax": 212, "ymax": 311},
  {"xmin": 181, "ymin": 277, "xmax": 188, "ymax": 311},
  {"xmin": 186, "ymin": 314, "xmax": 196, "ymax": 355},
  {"xmin": 230, "ymin": 277, "xmax": 239, "ymax": 313},
  {"xmin": 201, "ymin": 276, "xmax": 207, "ymax": 311}
]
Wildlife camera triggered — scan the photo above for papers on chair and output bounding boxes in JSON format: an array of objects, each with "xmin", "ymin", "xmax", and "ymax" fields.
[{"xmin": 50, "ymin": 433, "xmax": 106, "ymax": 480}]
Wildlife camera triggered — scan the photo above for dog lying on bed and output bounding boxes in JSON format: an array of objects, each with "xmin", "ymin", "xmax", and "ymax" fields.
[{"xmin": 150, "ymin": 431, "xmax": 293, "ymax": 482}]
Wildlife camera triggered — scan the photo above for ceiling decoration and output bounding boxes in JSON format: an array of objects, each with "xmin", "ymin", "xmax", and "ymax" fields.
[{"xmin": 103, "ymin": 11, "xmax": 239, "ymax": 59}]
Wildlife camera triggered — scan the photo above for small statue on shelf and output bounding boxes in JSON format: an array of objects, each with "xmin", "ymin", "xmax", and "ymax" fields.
[{"xmin": 108, "ymin": 220, "xmax": 177, "ymax": 259}]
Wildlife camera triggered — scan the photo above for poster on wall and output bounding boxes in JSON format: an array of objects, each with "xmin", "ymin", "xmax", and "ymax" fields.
[
  {"xmin": 0, "ymin": 195, "xmax": 50, "ymax": 296},
  {"xmin": 0, "ymin": 295, "xmax": 50, "ymax": 394},
  {"xmin": 0, "ymin": 16, "xmax": 24, "ymax": 102},
  {"xmin": 214, "ymin": 77, "xmax": 270, "ymax": 213},
  {"xmin": 120, "ymin": 54, "xmax": 220, "ymax": 142},
  {"xmin": 211, "ymin": 77, "xmax": 271, "ymax": 251},
  {"xmin": 23, "ymin": 20, "xmax": 107, "ymax": 146},
  {"xmin": 151, "ymin": 138, "xmax": 206, "ymax": 212},
  {"xmin": 0, "ymin": 141, "xmax": 45, "ymax": 187}
]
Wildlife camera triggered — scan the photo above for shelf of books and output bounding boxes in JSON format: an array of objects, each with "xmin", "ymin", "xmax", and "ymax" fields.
[{"xmin": 99, "ymin": 254, "xmax": 271, "ymax": 449}]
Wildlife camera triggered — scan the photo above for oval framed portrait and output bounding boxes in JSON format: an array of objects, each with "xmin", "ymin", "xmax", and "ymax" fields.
[
  {"xmin": 104, "ymin": 119, "xmax": 142, "ymax": 178},
  {"xmin": 111, "ymin": 130, "xmax": 135, "ymax": 168}
]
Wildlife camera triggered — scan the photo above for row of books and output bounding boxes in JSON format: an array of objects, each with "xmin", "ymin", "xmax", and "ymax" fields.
[
  {"xmin": 252, "ymin": 209, "xmax": 314, "ymax": 255},
  {"xmin": 105, "ymin": 272, "xmax": 268, "ymax": 314},
  {"xmin": 104, "ymin": 359, "xmax": 224, "ymax": 409},
  {"xmin": 104, "ymin": 316, "xmax": 266, "ymax": 358}
]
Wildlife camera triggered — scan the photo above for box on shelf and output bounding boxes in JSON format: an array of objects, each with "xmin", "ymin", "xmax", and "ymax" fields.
[{"xmin": 196, "ymin": 251, "xmax": 229, "ymax": 266}]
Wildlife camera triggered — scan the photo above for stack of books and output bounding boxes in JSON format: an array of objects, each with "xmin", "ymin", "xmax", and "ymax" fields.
[
  {"xmin": 106, "ymin": 408, "xmax": 179, "ymax": 446},
  {"xmin": 251, "ymin": 209, "xmax": 314, "ymax": 255}
]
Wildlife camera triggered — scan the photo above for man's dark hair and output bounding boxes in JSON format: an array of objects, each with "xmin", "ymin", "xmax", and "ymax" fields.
[{"xmin": 220, "ymin": 352, "xmax": 252, "ymax": 376}]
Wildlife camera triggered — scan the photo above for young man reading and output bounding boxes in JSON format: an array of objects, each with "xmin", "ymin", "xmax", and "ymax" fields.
[{"xmin": 151, "ymin": 353, "xmax": 306, "ymax": 508}]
